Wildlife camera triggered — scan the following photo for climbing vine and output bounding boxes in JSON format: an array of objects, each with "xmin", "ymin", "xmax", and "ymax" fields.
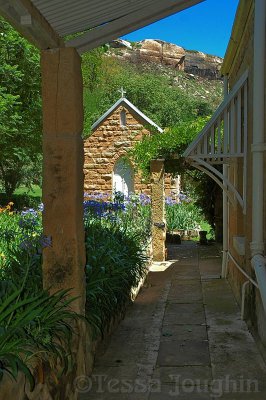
[{"xmin": 129, "ymin": 116, "xmax": 222, "ymax": 235}]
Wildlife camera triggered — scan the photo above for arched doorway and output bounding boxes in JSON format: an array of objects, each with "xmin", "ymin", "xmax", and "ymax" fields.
[{"xmin": 113, "ymin": 158, "xmax": 134, "ymax": 197}]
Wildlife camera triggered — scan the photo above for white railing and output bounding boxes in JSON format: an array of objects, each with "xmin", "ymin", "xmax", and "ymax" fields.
[{"xmin": 183, "ymin": 69, "xmax": 248, "ymax": 213}]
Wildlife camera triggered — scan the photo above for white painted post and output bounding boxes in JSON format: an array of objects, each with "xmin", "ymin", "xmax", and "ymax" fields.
[
  {"xmin": 236, "ymin": 91, "xmax": 242, "ymax": 154},
  {"xmin": 250, "ymin": 0, "xmax": 266, "ymax": 314},
  {"xmin": 250, "ymin": 0, "xmax": 265, "ymax": 257},
  {"xmin": 222, "ymin": 75, "xmax": 229, "ymax": 278}
]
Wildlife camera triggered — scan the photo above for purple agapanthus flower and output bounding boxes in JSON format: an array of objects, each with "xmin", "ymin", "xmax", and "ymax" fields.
[
  {"xmin": 165, "ymin": 196, "xmax": 177, "ymax": 206},
  {"xmin": 21, "ymin": 208, "xmax": 38, "ymax": 217},
  {"xmin": 139, "ymin": 193, "xmax": 151, "ymax": 206}
]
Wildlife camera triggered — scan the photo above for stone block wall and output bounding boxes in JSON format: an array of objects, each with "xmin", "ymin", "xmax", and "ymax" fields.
[
  {"xmin": 84, "ymin": 105, "xmax": 178, "ymax": 196},
  {"xmin": 151, "ymin": 159, "xmax": 166, "ymax": 261}
]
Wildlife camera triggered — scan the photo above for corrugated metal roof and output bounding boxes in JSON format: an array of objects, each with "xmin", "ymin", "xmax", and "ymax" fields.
[
  {"xmin": 31, "ymin": 0, "xmax": 155, "ymax": 37},
  {"xmin": 91, "ymin": 97, "xmax": 163, "ymax": 133},
  {"xmin": 0, "ymin": 0, "xmax": 204, "ymax": 52}
]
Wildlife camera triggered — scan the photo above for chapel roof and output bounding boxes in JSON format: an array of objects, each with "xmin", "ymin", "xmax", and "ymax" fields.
[{"xmin": 91, "ymin": 97, "xmax": 164, "ymax": 133}]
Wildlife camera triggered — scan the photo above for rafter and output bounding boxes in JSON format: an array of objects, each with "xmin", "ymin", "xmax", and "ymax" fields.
[{"xmin": 0, "ymin": 0, "xmax": 64, "ymax": 49}]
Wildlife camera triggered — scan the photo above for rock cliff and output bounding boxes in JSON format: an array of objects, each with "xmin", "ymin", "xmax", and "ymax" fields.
[{"xmin": 108, "ymin": 39, "xmax": 223, "ymax": 80}]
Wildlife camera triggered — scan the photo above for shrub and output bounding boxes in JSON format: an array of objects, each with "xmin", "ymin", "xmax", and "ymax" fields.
[{"xmin": 0, "ymin": 193, "xmax": 42, "ymax": 211}]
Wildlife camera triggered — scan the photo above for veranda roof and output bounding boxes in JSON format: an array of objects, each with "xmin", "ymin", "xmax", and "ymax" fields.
[{"xmin": 0, "ymin": 0, "xmax": 204, "ymax": 53}]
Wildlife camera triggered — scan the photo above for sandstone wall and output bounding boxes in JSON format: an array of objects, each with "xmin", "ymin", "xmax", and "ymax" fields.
[
  {"xmin": 225, "ymin": 5, "xmax": 266, "ymax": 349},
  {"xmin": 84, "ymin": 105, "xmax": 177, "ymax": 196}
]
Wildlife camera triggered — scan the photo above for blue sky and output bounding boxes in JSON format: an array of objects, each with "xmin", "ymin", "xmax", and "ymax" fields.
[{"xmin": 121, "ymin": 0, "xmax": 239, "ymax": 58}]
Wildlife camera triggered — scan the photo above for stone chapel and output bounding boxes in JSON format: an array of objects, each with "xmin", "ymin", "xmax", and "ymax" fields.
[{"xmin": 83, "ymin": 92, "xmax": 179, "ymax": 197}]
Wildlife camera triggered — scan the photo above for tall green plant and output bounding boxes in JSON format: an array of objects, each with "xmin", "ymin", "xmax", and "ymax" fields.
[
  {"xmin": 0, "ymin": 204, "xmax": 84, "ymax": 388},
  {"xmin": 0, "ymin": 280, "xmax": 82, "ymax": 389},
  {"xmin": 84, "ymin": 220, "xmax": 148, "ymax": 335},
  {"xmin": 166, "ymin": 202, "xmax": 202, "ymax": 233},
  {"xmin": 0, "ymin": 17, "xmax": 42, "ymax": 196}
]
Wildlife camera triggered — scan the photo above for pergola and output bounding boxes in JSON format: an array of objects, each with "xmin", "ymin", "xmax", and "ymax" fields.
[{"xmin": 0, "ymin": 0, "xmax": 204, "ymax": 316}]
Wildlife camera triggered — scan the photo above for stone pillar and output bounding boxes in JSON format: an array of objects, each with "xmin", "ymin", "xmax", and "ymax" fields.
[
  {"xmin": 151, "ymin": 159, "xmax": 166, "ymax": 261},
  {"xmin": 41, "ymin": 48, "xmax": 86, "ymax": 316}
]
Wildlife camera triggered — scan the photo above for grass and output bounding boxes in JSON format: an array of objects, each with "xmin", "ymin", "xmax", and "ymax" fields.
[
  {"xmin": 189, "ymin": 220, "xmax": 214, "ymax": 242},
  {"xmin": 0, "ymin": 186, "xmax": 42, "ymax": 210},
  {"xmin": 200, "ymin": 220, "xmax": 214, "ymax": 239},
  {"xmin": 13, "ymin": 185, "xmax": 42, "ymax": 197}
]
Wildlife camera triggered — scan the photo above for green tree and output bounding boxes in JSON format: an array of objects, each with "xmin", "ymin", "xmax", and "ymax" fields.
[
  {"xmin": 129, "ymin": 116, "xmax": 222, "ymax": 237},
  {"xmin": 0, "ymin": 17, "xmax": 42, "ymax": 197},
  {"xmin": 82, "ymin": 54, "xmax": 216, "ymax": 136}
]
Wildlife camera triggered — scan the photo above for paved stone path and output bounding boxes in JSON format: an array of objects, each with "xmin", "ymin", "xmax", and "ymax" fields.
[{"xmin": 78, "ymin": 241, "xmax": 266, "ymax": 400}]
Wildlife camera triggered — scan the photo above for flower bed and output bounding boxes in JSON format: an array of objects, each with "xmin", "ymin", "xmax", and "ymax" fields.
[
  {"xmin": 0, "ymin": 194, "xmax": 152, "ymax": 390},
  {"xmin": 0, "ymin": 203, "xmax": 81, "ymax": 392},
  {"xmin": 165, "ymin": 193, "xmax": 202, "ymax": 238}
]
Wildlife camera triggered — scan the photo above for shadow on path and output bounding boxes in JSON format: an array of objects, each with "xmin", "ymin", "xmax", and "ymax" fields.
[{"xmin": 78, "ymin": 241, "xmax": 266, "ymax": 400}]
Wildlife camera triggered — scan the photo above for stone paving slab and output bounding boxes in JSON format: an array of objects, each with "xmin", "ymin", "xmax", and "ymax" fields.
[
  {"xmin": 152, "ymin": 365, "xmax": 212, "ymax": 382},
  {"xmin": 167, "ymin": 244, "xmax": 198, "ymax": 265},
  {"xmin": 148, "ymin": 385, "xmax": 211, "ymax": 399},
  {"xmin": 171, "ymin": 278, "xmax": 201, "ymax": 286},
  {"xmin": 79, "ymin": 385, "xmax": 265, "ymax": 400},
  {"xmin": 157, "ymin": 340, "xmax": 210, "ymax": 366},
  {"xmin": 171, "ymin": 263, "xmax": 199, "ymax": 271},
  {"xmin": 201, "ymin": 271, "xmax": 266, "ymax": 400},
  {"xmin": 167, "ymin": 287, "xmax": 203, "ymax": 303},
  {"xmin": 105, "ymin": 328, "xmax": 149, "ymax": 344},
  {"xmin": 169, "ymin": 279, "xmax": 203, "ymax": 302},
  {"xmin": 169, "ymin": 258, "xmax": 198, "ymax": 266},
  {"xmin": 79, "ymin": 391, "xmax": 151, "ymax": 400},
  {"xmin": 199, "ymin": 258, "xmax": 222, "ymax": 277},
  {"xmin": 216, "ymin": 391, "xmax": 266, "ymax": 400},
  {"xmin": 92, "ymin": 364, "xmax": 139, "ymax": 379},
  {"xmin": 160, "ymin": 324, "xmax": 208, "ymax": 342},
  {"xmin": 163, "ymin": 303, "xmax": 205, "ymax": 325},
  {"xmin": 93, "ymin": 344, "xmax": 155, "ymax": 367},
  {"xmin": 198, "ymin": 244, "xmax": 222, "ymax": 258},
  {"xmin": 115, "ymin": 316, "xmax": 155, "ymax": 330},
  {"xmin": 172, "ymin": 269, "xmax": 201, "ymax": 280}
]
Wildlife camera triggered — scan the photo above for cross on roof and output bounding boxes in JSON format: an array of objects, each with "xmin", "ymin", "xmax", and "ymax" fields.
[{"xmin": 118, "ymin": 87, "xmax": 126, "ymax": 98}]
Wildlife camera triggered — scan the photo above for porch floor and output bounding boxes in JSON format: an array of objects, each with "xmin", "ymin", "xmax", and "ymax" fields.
[{"xmin": 78, "ymin": 241, "xmax": 266, "ymax": 400}]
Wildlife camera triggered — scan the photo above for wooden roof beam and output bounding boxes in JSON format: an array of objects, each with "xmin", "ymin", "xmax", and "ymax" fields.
[{"xmin": 0, "ymin": 0, "xmax": 64, "ymax": 49}]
